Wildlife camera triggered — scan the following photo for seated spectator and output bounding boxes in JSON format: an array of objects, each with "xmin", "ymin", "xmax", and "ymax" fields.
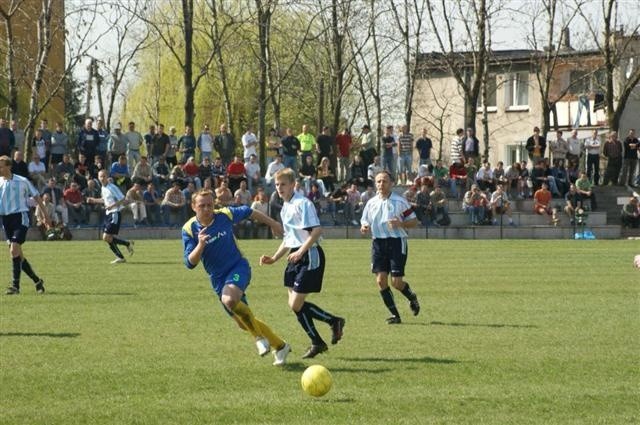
[
  {"xmin": 415, "ymin": 184, "xmax": 431, "ymax": 226},
  {"xmin": 198, "ymin": 157, "xmax": 213, "ymax": 189},
  {"xmin": 550, "ymin": 160, "xmax": 569, "ymax": 196},
  {"xmin": 533, "ymin": 182, "xmax": 558, "ymax": 225},
  {"xmin": 215, "ymin": 179, "xmax": 233, "ymax": 206},
  {"xmin": 11, "ymin": 150, "xmax": 29, "ymax": 179},
  {"xmin": 153, "ymin": 156, "xmax": 171, "ymax": 190},
  {"xmin": 88, "ymin": 155, "xmax": 106, "ymax": 182},
  {"xmin": 63, "ymin": 181, "xmax": 88, "ymax": 226},
  {"xmin": 414, "ymin": 163, "xmax": 434, "ymax": 188},
  {"xmin": 349, "ymin": 154, "xmax": 367, "ymax": 189},
  {"xmin": 182, "ymin": 181, "xmax": 197, "ymax": 217},
  {"xmin": 269, "ymin": 189, "xmax": 284, "ymax": 223},
  {"xmin": 42, "ymin": 177, "xmax": 68, "ymax": 226},
  {"xmin": 566, "ymin": 159, "xmax": 579, "ymax": 184},
  {"xmin": 294, "ymin": 180, "xmax": 305, "ymax": 197},
  {"xmin": 83, "ymin": 178, "xmax": 103, "ymax": 224},
  {"xmin": 367, "ymin": 155, "xmax": 384, "ymax": 183},
  {"xmin": 126, "ymin": 180, "xmax": 148, "ymax": 226},
  {"xmin": 519, "ymin": 160, "xmax": 531, "ymax": 198},
  {"xmin": 161, "ymin": 180, "xmax": 186, "ymax": 225},
  {"xmin": 504, "ymin": 162, "xmax": 521, "ymax": 199},
  {"xmin": 345, "ymin": 183, "xmax": 361, "ymax": 225},
  {"xmin": 317, "ymin": 156, "xmax": 335, "ymax": 194},
  {"xmin": 299, "ymin": 154, "xmax": 317, "ymax": 193},
  {"xmin": 234, "ymin": 180, "xmax": 252, "ymax": 206},
  {"xmin": 433, "ymin": 159, "xmax": 450, "ymax": 189},
  {"xmin": 462, "ymin": 184, "xmax": 487, "ymax": 225},
  {"xmin": 211, "ymin": 157, "xmax": 227, "ymax": 188},
  {"xmin": 265, "ymin": 154, "xmax": 285, "ymax": 193},
  {"xmin": 132, "ymin": 155, "xmax": 153, "ymax": 186},
  {"xmin": 251, "ymin": 190, "xmax": 270, "ymax": 238},
  {"xmin": 28, "ymin": 153, "xmax": 47, "ymax": 191},
  {"xmin": 110, "ymin": 154, "xmax": 132, "ymax": 190},
  {"xmin": 244, "ymin": 153, "xmax": 264, "ymax": 195},
  {"xmin": 55, "ymin": 154, "xmax": 75, "ymax": 185},
  {"xmin": 464, "ymin": 157, "xmax": 478, "ymax": 192},
  {"xmin": 448, "ymin": 160, "xmax": 467, "ymax": 199},
  {"xmin": 403, "ymin": 185, "xmax": 418, "ymax": 210},
  {"xmin": 575, "ymin": 171, "xmax": 597, "ymax": 210},
  {"xmin": 493, "ymin": 161, "xmax": 508, "ymax": 187},
  {"xmin": 181, "ymin": 156, "xmax": 201, "ymax": 189},
  {"xmin": 327, "ymin": 183, "xmax": 353, "ymax": 226},
  {"xmin": 169, "ymin": 164, "xmax": 185, "ymax": 181},
  {"xmin": 35, "ymin": 193, "xmax": 58, "ymax": 239},
  {"xmin": 359, "ymin": 184, "xmax": 376, "ymax": 209},
  {"xmin": 564, "ymin": 184, "xmax": 582, "ymax": 224},
  {"xmin": 429, "ymin": 185, "xmax": 450, "ymax": 226},
  {"xmin": 143, "ymin": 182, "xmax": 163, "ymax": 225},
  {"xmin": 307, "ymin": 181, "xmax": 325, "ymax": 215},
  {"xmin": 73, "ymin": 153, "xmax": 90, "ymax": 189},
  {"xmin": 226, "ymin": 155, "xmax": 247, "ymax": 194},
  {"xmin": 475, "ymin": 161, "xmax": 495, "ymax": 192},
  {"xmin": 489, "ymin": 184, "xmax": 515, "ymax": 226},
  {"xmin": 621, "ymin": 196, "xmax": 639, "ymax": 228}
]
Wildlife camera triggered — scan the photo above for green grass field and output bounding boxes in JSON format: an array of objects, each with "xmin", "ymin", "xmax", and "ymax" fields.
[{"xmin": 1, "ymin": 240, "xmax": 638, "ymax": 425}]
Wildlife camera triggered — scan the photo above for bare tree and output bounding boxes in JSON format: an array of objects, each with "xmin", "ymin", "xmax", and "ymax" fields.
[{"xmin": 0, "ymin": 0, "xmax": 26, "ymax": 120}]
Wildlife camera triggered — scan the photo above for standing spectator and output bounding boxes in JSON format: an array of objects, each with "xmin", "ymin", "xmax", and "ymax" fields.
[
  {"xmin": 0, "ymin": 118, "xmax": 16, "ymax": 157},
  {"xmin": 10, "ymin": 120, "xmax": 24, "ymax": 153},
  {"xmin": 462, "ymin": 127, "xmax": 480, "ymax": 166},
  {"xmin": 565, "ymin": 129, "xmax": 583, "ymax": 167},
  {"xmin": 358, "ymin": 124, "xmax": 377, "ymax": 167},
  {"xmin": 259, "ymin": 168, "xmax": 346, "ymax": 359},
  {"xmin": 83, "ymin": 179, "xmax": 103, "ymax": 224},
  {"xmin": 95, "ymin": 118, "xmax": 109, "ymax": 164},
  {"xmin": 281, "ymin": 127, "xmax": 301, "ymax": 173},
  {"xmin": 124, "ymin": 121, "xmax": 144, "ymax": 169},
  {"xmin": 315, "ymin": 126, "xmax": 334, "ymax": 166},
  {"xmin": 415, "ymin": 128, "xmax": 433, "ymax": 167},
  {"xmin": 143, "ymin": 125, "xmax": 156, "ymax": 158},
  {"xmin": 77, "ymin": 118, "xmax": 99, "ymax": 167},
  {"xmin": 335, "ymin": 128, "xmax": 352, "ymax": 182},
  {"xmin": 197, "ymin": 124, "xmax": 213, "ymax": 162},
  {"xmin": 584, "ymin": 129, "xmax": 601, "ymax": 185},
  {"xmin": 49, "ymin": 122, "xmax": 69, "ymax": 166},
  {"xmin": 42, "ymin": 177, "xmax": 68, "ymax": 227},
  {"xmin": 450, "ymin": 128, "xmax": 464, "ymax": 166},
  {"xmin": 526, "ymin": 126, "xmax": 547, "ymax": 163},
  {"xmin": 151, "ymin": 124, "xmax": 170, "ymax": 165},
  {"xmin": 167, "ymin": 126, "xmax": 179, "ymax": 168},
  {"xmin": 241, "ymin": 125, "xmax": 259, "ymax": 163},
  {"xmin": 359, "ymin": 171, "xmax": 421, "ymax": 325},
  {"xmin": 96, "ymin": 169, "xmax": 135, "ymax": 263},
  {"xmin": 397, "ymin": 125, "xmax": 414, "ymax": 185},
  {"xmin": 32, "ymin": 129, "xmax": 48, "ymax": 171},
  {"xmin": 178, "ymin": 125, "xmax": 197, "ymax": 164},
  {"xmin": 64, "ymin": 181, "xmax": 87, "ymax": 226},
  {"xmin": 381, "ymin": 125, "xmax": 397, "ymax": 180},
  {"xmin": 1, "ymin": 155, "xmax": 47, "ymax": 295},
  {"xmin": 213, "ymin": 123, "xmax": 236, "ymax": 166},
  {"xmin": 298, "ymin": 124, "xmax": 316, "ymax": 165},
  {"xmin": 602, "ymin": 131, "xmax": 623, "ymax": 186},
  {"xmin": 108, "ymin": 123, "xmax": 128, "ymax": 166},
  {"xmin": 620, "ymin": 129, "xmax": 638, "ymax": 187},
  {"xmin": 549, "ymin": 130, "xmax": 568, "ymax": 166}
]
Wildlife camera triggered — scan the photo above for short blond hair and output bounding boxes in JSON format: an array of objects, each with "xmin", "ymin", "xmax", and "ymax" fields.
[{"xmin": 275, "ymin": 168, "xmax": 296, "ymax": 183}]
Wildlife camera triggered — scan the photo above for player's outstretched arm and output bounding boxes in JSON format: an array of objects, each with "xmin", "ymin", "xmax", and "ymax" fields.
[
  {"xmin": 250, "ymin": 209, "xmax": 283, "ymax": 238},
  {"xmin": 260, "ymin": 240, "xmax": 288, "ymax": 265}
]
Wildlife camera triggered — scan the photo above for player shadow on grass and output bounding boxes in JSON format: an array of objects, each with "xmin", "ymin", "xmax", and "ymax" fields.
[
  {"xmin": 429, "ymin": 321, "xmax": 538, "ymax": 329},
  {"xmin": 282, "ymin": 362, "xmax": 393, "ymax": 374},
  {"xmin": 343, "ymin": 356, "xmax": 458, "ymax": 364},
  {"xmin": 45, "ymin": 292, "xmax": 137, "ymax": 296},
  {"xmin": 0, "ymin": 332, "xmax": 80, "ymax": 338}
]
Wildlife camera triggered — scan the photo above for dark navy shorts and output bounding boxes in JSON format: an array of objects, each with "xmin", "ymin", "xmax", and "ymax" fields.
[
  {"xmin": 103, "ymin": 212, "xmax": 122, "ymax": 235},
  {"xmin": 1, "ymin": 212, "xmax": 30, "ymax": 244},
  {"xmin": 284, "ymin": 245, "xmax": 325, "ymax": 294},
  {"xmin": 371, "ymin": 237, "xmax": 408, "ymax": 277}
]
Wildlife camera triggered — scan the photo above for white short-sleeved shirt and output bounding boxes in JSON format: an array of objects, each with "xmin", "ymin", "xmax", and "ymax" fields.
[
  {"xmin": 360, "ymin": 192, "xmax": 416, "ymax": 239},
  {"xmin": 0, "ymin": 174, "xmax": 39, "ymax": 215},
  {"xmin": 280, "ymin": 192, "xmax": 320, "ymax": 248},
  {"xmin": 101, "ymin": 182, "xmax": 125, "ymax": 214},
  {"xmin": 242, "ymin": 132, "xmax": 258, "ymax": 159}
]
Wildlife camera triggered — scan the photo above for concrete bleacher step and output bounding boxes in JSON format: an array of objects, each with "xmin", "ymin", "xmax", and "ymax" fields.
[{"xmin": 445, "ymin": 211, "xmax": 607, "ymax": 226}]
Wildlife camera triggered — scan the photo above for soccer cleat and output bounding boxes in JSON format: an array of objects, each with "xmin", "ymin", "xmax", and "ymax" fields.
[
  {"xmin": 301, "ymin": 343, "xmax": 328, "ymax": 359},
  {"xmin": 5, "ymin": 285, "xmax": 20, "ymax": 295},
  {"xmin": 35, "ymin": 279, "xmax": 45, "ymax": 294},
  {"xmin": 110, "ymin": 257, "xmax": 126, "ymax": 264},
  {"xmin": 256, "ymin": 337, "xmax": 270, "ymax": 357},
  {"xmin": 272, "ymin": 342, "xmax": 291, "ymax": 366},
  {"xmin": 330, "ymin": 317, "xmax": 346, "ymax": 345},
  {"xmin": 409, "ymin": 296, "xmax": 420, "ymax": 316},
  {"xmin": 126, "ymin": 240, "xmax": 135, "ymax": 256},
  {"xmin": 386, "ymin": 315, "xmax": 402, "ymax": 324}
]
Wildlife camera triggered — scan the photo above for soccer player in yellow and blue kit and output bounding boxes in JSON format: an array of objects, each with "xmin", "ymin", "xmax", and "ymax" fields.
[{"xmin": 183, "ymin": 189, "xmax": 291, "ymax": 366}]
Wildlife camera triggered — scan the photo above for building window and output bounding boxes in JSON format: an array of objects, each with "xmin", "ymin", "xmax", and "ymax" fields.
[
  {"xmin": 505, "ymin": 72, "xmax": 529, "ymax": 108},
  {"xmin": 483, "ymin": 74, "xmax": 497, "ymax": 108},
  {"xmin": 569, "ymin": 69, "xmax": 606, "ymax": 94}
]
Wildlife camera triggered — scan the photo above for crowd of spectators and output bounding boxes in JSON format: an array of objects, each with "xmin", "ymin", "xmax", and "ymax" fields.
[{"xmin": 1, "ymin": 117, "xmax": 639, "ymax": 236}]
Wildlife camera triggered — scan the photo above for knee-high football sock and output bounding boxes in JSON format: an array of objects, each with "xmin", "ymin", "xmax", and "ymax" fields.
[
  {"xmin": 12, "ymin": 256, "xmax": 21, "ymax": 288},
  {"xmin": 21, "ymin": 259, "xmax": 41, "ymax": 283},
  {"xmin": 380, "ymin": 287, "xmax": 400, "ymax": 317},
  {"xmin": 400, "ymin": 281, "xmax": 417, "ymax": 301},
  {"xmin": 304, "ymin": 302, "xmax": 336, "ymax": 324},
  {"xmin": 112, "ymin": 237, "xmax": 130, "ymax": 247},
  {"xmin": 231, "ymin": 301, "xmax": 262, "ymax": 338},
  {"xmin": 255, "ymin": 318, "xmax": 285, "ymax": 350},
  {"xmin": 109, "ymin": 242, "xmax": 124, "ymax": 259},
  {"xmin": 295, "ymin": 304, "xmax": 325, "ymax": 345}
]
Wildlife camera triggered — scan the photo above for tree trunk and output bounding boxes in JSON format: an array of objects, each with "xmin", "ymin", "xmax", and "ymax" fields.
[
  {"xmin": 210, "ymin": 0, "xmax": 234, "ymax": 133},
  {"xmin": 182, "ymin": 0, "xmax": 195, "ymax": 127},
  {"xmin": 2, "ymin": 16, "xmax": 18, "ymax": 120},
  {"xmin": 256, "ymin": 0, "xmax": 272, "ymax": 171},
  {"xmin": 330, "ymin": 0, "xmax": 344, "ymax": 134}
]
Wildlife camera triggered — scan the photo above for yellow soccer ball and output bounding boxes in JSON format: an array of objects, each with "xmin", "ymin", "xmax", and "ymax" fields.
[{"xmin": 301, "ymin": 365, "xmax": 333, "ymax": 397}]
